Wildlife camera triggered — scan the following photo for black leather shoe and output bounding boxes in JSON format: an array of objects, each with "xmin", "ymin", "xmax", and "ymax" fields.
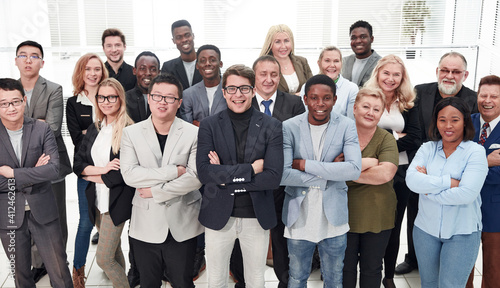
[
  {"xmin": 193, "ymin": 249, "xmax": 206, "ymax": 280},
  {"xmin": 127, "ymin": 267, "xmax": 140, "ymax": 288},
  {"xmin": 91, "ymin": 232, "xmax": 99, "ymax": 244},
  {"xmin": 394, "ymin": 261, "xmax": 416, "ymax": 275},
  {"xmin": 32, "ymin": 266, "xmax": 47, "ymax": 283},
  {"xmin": 382, "ymin": 277, "xmax": 396, "ymax": 288}
]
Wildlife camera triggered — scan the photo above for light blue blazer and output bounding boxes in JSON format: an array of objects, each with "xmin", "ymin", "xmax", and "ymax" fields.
[
  {"xmin": 281, "ymin": 112, "xmax": 361, "ymax": 228},
  {"xmin": 179, "ymin": 81, "xmax": 226, "ymax": 123}
]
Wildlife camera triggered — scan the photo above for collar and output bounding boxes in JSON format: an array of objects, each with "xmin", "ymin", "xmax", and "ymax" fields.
[
  {"xmin": 255, "ymin": 91, "xmax": 277, "ymax": 105},
  {"xmin": 76, "ymin": 92, "xmax": 94, "ymax": 107},
  {"xmin": 480, "ymin": 114, "xmax": 500, "ymax": 132}
]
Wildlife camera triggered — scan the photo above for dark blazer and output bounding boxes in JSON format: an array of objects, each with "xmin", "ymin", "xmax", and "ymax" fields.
[
  {"xmin": 125, "ymin": 86, "xmax": 150, "ymax": 123},
  {"xmin": 0, "ymin": 118, "xmax": 60, "ymax": 229},
  {"xmin": 252, "ymin": 90, "xmax": 306, "ymax": 122},
  {"xmin": 342, "ymin": 50, "xmax": 382, "ymax": 87},
  {"xmin": 472, "ymin": 113, "xmax": 500, "ymax": 232},
  {"xmin": 161, "ymin": 56, "xmax": 202, "ymax": 91},
  {"xmin": 24, "ymin": 76, "xmax": 71, "ymax": 179},
  {"xmin": 73, "ymin": 124, "xmax": 134, "ymax": 226},
  {"xmin": 66, "ymin": 95, "xmax": 94, "ymax": 155},
  {"xmin": 416, "ymin": 82, "xmax": 478, "ymax": 142},
  {"xmin": 278, "ymin": 55, "xmax": 313, "ymax": 94},
  {"xmin": 196, "ymin": 108, "xmax": 284, "ymax": 230}
]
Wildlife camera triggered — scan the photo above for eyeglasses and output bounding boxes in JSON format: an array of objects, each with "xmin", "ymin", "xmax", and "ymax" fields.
[
  {"xmin": 150, "ymin": 94, "xmax": 180, "ymax": 104},
  {"xmin": 0, "ymin": 99, "xmax": 24, "ymax": 108},
  {"xmin": 438, "ymin": 69, "xmax": 465, "ymax": 76},
  {"xmin": 224, "ymin": 85, "xmax": 253, "ymax": 94},
  {"xmin": 16, "ymin": 55, "xmax": 42, "ymax": 61},
  {"xmin": 96, "ymin": 95, "xmax": 119, "ymax": 103}
]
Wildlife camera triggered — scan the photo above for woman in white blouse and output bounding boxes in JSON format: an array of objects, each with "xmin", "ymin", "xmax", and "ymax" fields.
[{"xmin": 73, "ymin": 78, "xmax": 134, "ymax": 288}]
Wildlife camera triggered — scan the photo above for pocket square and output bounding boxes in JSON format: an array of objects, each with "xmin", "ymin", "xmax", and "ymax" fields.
[{"xmin": 489, "ymin": 143, "xmax": 500, "ymax": 149}]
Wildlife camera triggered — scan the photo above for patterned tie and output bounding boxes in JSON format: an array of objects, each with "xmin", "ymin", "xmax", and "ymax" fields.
[
  {"xmin": 262, "ymin": 100, "xmax": 273, "ymax": 116},
  {"xmin": 478, "ymin": 122, "xmax": 489, "ymax": 146}
]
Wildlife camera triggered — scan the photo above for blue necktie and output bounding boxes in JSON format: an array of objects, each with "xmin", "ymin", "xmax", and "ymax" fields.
[{"xmin": 262, "ymin": 100, "xmax": 272, "ymax": 116}]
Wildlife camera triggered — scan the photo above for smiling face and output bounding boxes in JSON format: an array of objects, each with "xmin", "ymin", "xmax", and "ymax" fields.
[
  {"xmin": 148, "ymin": 82, "xmax": 181, "ymax": 122},
  {"xmin": 103, "ymin": 36, "xmax": 125, "ymax": 64},
  {"xmin": 436, "ymin": 55, "xmax": 468, "ymax": 96},
  {"xmin": 172, "ymin": 26, "xmax": 195, "ymax": 55},
  {"xmin": 196, "ymin": 49, "xmax": 222, "ymax": 82},
  {"xmin": 304, "ymin": 84, "xmax": 336, "ymax": 125},
  {"xmin": 377, "ymin": 63, "xmax": 403, "ymax": 97},
  {"xmin": 353, "ymin": 95, "xmax": 384, "ymax": 130},
  {"xmin": 254, "ymin": 60, "xmax": 280, "ymax": 99},
  {"xmin": 134, "ymin": 56, "xmax": 159, "ymax": 93},
  {"xmin": 437, "ymin": 105, "xmax": 465, "ymax": 145},
  {"xmin": 271, "ymin": 32, "xmax": 292, "ymax": 60},
  {"xmin": 350, "ymin": 27, "xmax": 373, "ymax": 59},
  {"xmin": 97, "ymin": 86, "xmax": 121, "ymax": 119},
  {"xmin": 15, "ymin": 45, "xmax": 44, "ymax": 78},
  {"xmin": 223, "ymin": 75, "xmax": 255, "ymax": 114},
  {"xmin": 478, "ymin": 84, "xmax": 500, "ymax": 123},
  {"xmin": 319, "ymin": 50, "xmax": 342, "ymax": 81},
  {"xmin": 84, "ymin": 58, "xmax": 104, "ymax": 89},
  {"xmin": 0, "ymin": 89, "xmax": 26, "ymax": 127}
]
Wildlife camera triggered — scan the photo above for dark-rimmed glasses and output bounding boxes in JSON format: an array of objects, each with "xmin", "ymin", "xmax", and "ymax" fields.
[
  {"xmin": 0, "ymin": 99, "xmax": 24, "ymax": 108},
  {"xmin": 150, "ymin": 94, "xmax": 180, "ymax": 104},
  {"xmin": 224, "ymin": 85, "xmax": 253, "ymax": 94},
  {"xmin": 96, "ymin": 95, "xmax": 119, "ymax": 103}
]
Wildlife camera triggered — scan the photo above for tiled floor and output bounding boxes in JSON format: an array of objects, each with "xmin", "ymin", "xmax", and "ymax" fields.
[{"xmin": 0, "ymin": 139, "xmax": 485, "ymax": 287}]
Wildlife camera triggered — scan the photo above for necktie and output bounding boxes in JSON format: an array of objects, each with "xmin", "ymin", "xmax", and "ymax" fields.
[
  {"xmin": 262, "ymin": 100, "xmax": 272, "ymax": 116},
  {"xmin": 478, "ymin": 122, "xmax": 489, "ymax": 145}
]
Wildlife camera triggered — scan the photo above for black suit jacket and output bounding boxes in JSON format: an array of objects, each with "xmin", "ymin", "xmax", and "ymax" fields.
[
  {"xmin": 125, "ymin": 86, "xmax": 151, "ymax": 123},
  {"xmin": 252, "ymin": 90, "xmax": 306, "ymax": 122},
  {"xmin": 161, "ymin": 56, "xmax": 202, "ymax": 91},
  {"xmin": 73, "ymin": 124, "xmax": 134, "ymax": 226},
  {"xmin": 416, "ymin": 82, "xmax": 477, "ymax": 142},
  {"xmin": 196, "ymin": 108, "xmax": 284, "ymax": 230}
]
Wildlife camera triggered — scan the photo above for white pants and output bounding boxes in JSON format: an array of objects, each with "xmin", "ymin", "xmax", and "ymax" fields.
[{"xmin": 205, "ymin": 217, "xmax": 269, "ymax": 288}]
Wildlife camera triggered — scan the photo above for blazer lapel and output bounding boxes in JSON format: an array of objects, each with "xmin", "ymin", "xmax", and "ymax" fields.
[
  {"xmin": 20, "ymin": 117, "xmax": 33, "ymax": 167},
  {"xmin": 162, "ymin": 118, "xmax": 183, "ymax": 166},
  {"xmin": 422, "ymin": 84, "xmax": 437, "ymax": 132},
  {"xmin": 197, "ymin": 84, "xmax": 210, "ymax": 118},
  {"xmin": 210, "ymin": 83, "xmax": 225, "ymax": 116},
  {"xmin": 26, "ymin": 76, "xmax": 45, "ymax": 117},
  {"xmin": 137, "ymin": 88, "xmax": 148, "ymax": 120},
  {"xmin": 320, "ymin": 114, "xmax": 339, "ymax": 161},
  {"xmin": 272, "ymin": 91, "xmax": 284, "ymax": 120},
  {"xmin": 142, "ymin": 118, "xmax": 163, "ymax": 166},
  {"xmin": 175, "ymin": 57, "xmax": 190, "ymax": 89},
  {"xmin": 299, "ymin": 114, "xmax": 314, "ymax": 160},
  {"xmin": 244, "ymin": 109, "xmax": 263, "ymax": 162},
  {"xmin": 484, "ymin": 121, "xmax": 500, "ymax": 149},
  {"xmin": 472, "ymin": 115, "xmax": 481, "ymax": 142},
  {"xmin": 0, "ymin": 123, "xmax": 20, "ymax": 168},
  {"xmin": 219, "ymin": 111, "xmax": 237, "ymax": 163}
]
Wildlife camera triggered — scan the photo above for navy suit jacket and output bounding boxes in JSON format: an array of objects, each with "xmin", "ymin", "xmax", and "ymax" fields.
[
  {"xmin": 196, "ymin": 108, "xmax": 284, "ymax": 230},
  {"xmin": 472, "ymin": 113, "xmax": 500, "ymax": 232},
  {"xmin": 251, "ymin": 90, "xmax": 305, "ymax": 122},
  {"xmin": 161, "ymin": 56, "xmax": 202, "ymax": 91}
]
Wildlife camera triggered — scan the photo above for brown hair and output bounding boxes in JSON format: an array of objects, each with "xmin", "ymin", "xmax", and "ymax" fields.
[
  {"xmin": 101, "ymin": 28, "xmax": 126, "ymax": 46},
  {"xmin": 222, "ymin": 64, "xmax": 255, "ymax": 88}
]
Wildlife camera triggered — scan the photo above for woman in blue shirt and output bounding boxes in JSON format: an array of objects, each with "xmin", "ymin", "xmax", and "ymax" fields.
[{"xmin": 406, "ymin": 97, "xmax": 488, "ymax": 287}]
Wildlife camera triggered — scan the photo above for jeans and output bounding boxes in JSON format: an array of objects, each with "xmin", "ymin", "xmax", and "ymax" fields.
[
  {"xmin": 205, "ymin": 217, "xmax": 269, "ymax": 288},
  {"xmin": 413, "ymin": 226, "xmax": 480, "ymax": 288},
  {"xmin": 73, "ymin": 178, "xmax": 94, "ymax": 269},
  {"xmin": 287, "ymin": 234, "xmax": 347, "ymax": 288}
]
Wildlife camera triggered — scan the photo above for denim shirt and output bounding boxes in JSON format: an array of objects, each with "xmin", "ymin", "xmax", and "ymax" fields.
[{"xmin": 406, "ymin": 140, "xmax": 488, "ymax": 239}]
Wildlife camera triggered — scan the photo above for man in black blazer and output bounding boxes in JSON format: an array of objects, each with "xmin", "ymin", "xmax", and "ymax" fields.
[
  {"xmin": 231, "ymin": 55, "xmax": 305, "ymax": 288},
  {"xmin": 0, "ymin": 78, "xmax": 72, "ymax": 288},
  {"xmin": 196, "ymin": 64, "xmax": 283, "ymax": 288},
  {"xmin": 395, "ymin": 51, "xmax": 478, "ymax": 276},
  {"xmin": 161, "ymin": 20, "xmax": 202, "ymax": 90},
  {"xmin": 126, "ymin": 51, "xmax": 160, "ymax": 123}
]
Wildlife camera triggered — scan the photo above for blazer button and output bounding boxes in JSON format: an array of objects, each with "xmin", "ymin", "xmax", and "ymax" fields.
[{"xmin": 302, "ymin": 191, "xmax": 306, "ymax": 195}]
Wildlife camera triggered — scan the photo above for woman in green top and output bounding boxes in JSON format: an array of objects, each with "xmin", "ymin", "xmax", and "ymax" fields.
[{"xmin": 342, "ymin": 88, "xmax": 399, "ymax": 288}]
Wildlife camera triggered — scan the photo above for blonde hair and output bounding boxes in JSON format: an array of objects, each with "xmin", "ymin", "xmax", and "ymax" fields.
[
  {"xmin": 94, "ymin": 78, "xmax": 134, "ymax": 154},
  {"xmin": 259, "ymin": 24, "xmax": 295, "ymax": 57},
  {"xmin": 355, "ymin": 87, "xmax": 386, "ymax": 107},
  {"xmin": 364, "ymin": 54, "xmax": 415, "ymax": 112},
  {"xmin": 318, "ymin": 46, "xmax": 343, "ymax": 63},
  {"xmin": 72, "ymin": 53, "xmax": 108, "ymax": 96}
]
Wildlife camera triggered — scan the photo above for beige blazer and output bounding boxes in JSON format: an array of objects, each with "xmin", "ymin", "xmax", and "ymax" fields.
[{"xmin": 120, "ymin": 116, "xmax": 203, "ymax": 243}]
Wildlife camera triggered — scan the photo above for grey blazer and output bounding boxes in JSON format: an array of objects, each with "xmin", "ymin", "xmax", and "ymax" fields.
[
  {"xmin": 23, "ymin": 76, "xmax": 71, "ymax": 179},
  {"xmin": 179, "ymin": 81, "xmax": 227, "ymax": 123},
  {"xmin": 0, "ymin": 118, "xmax": 60, "ymax": 229},
  {"xmin": 120, "ymin": 116, "xmax": 203, "ymax": 243},
  {"xmin": 342, "ymin": 50, "xmax": 382, "ymax": 87}
]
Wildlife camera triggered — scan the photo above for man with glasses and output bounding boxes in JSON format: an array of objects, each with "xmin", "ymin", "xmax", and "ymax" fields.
[
  {"xmin": 196, "ymin": 64, "xmax": 284, "ymax": 288},
  {"xmin": 0, "ymin": 78, "xmax": 73, "ymax": 288},
  {"xmin": 342, "ymin": 20, "xmax": 382, "ymax": 88},
  {"xmin": 15, "ymin": 40, "xmax": 72, "ymax": 283},
  {"xmin": 394, "ymin": 51, "xmax": 478, "ymax": 277},
  {"xmin": 161, "ymin": 20, "xmax": 202, "ymax": 91},
  {"xmin": 121, "ymin": 74, "xmax": 204, "ymax": 288}
]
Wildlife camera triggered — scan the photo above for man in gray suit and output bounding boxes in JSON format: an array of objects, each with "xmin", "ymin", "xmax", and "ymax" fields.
[
  {"xmin": 15, "ymin": 40, "xmax": 72, "ymax": 282},
  {"xmin": 341, "ymin": 20, "xmax": 382, "ymax": 88},
  {"xmin": 0, "ymin": 78, "xmax": 73, "ymax": 288},
  {"xmin": 121, "ymin": 74, "xmax": 204, "ymax": 288},
  {"xmin": 180, "ymin": 44, "xmax": 226, "ymax": 126}
]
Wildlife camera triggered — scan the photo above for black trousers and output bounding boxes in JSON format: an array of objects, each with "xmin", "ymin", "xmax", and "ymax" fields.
[{"xmin": 131, "ymin": 232, "xmax": 197, "ymax": 288}]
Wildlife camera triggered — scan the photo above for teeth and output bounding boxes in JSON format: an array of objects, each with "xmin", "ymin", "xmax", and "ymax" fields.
[
  {"xmin": 483, "ymin": 106, "xmax": 493, "ymax": 109},
  {"xmin": 144, "ymin": 79, "xmax": 150, "ymax": 83},
  {"xmin": 182, "ymin": 44, "xmax": 189, "ymax": 48},
  {"xmin": 234, "ymin": 101, "xmax": 244, "ymax": 104}
]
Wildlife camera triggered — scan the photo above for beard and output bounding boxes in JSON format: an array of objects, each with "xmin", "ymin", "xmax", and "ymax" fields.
[{"xmin": 438, "ymin": 79, "xmax": 459, "ymax": 95}]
